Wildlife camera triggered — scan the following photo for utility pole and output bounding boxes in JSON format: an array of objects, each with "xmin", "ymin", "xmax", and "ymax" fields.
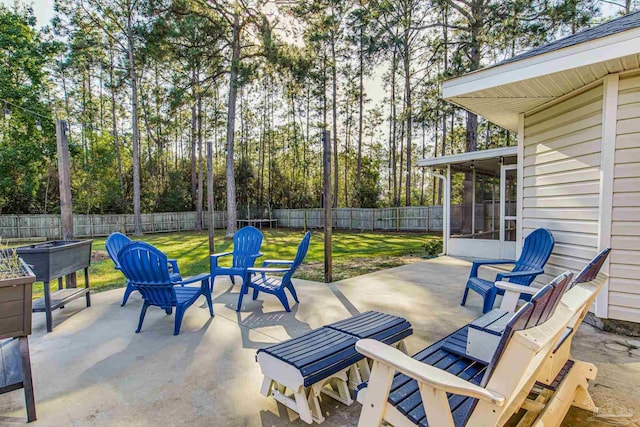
[{"xmin": 323, "ymin": 130, "xmax": 332, "ymax": 283}]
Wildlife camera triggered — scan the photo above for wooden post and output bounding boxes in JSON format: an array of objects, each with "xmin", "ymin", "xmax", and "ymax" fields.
[
  {"xmin": 323, "ymin": 130, "xmax": 332, "ymax": 283},
  {"xmin": 56, "ymin": 119, "xmax": 76, "ymax": 287},
  {"xmin": 303, "ymin": 209, "xmax": 307, "ymax": 232}
]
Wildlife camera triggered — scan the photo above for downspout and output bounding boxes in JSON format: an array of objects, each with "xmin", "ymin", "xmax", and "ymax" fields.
[{"xmin": 429, "ymin": 168, "xmax": 449, "ymax": 256}]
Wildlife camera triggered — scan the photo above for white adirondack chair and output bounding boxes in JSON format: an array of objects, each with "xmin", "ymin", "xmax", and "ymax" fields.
[{"xmin": 355, "ymin": 272, "xmax": 603, "ymax": 427}]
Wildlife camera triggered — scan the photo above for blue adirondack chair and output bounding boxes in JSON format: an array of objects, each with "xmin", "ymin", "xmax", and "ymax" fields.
[
  {"xmin": 210, "ymin": 226, "xmax": 263, "ymax": 290},
  {"xmin": 117, "ymin": 241, "xmax": 212, "ymax": 335},
  {"xmin": 106, "ymin": 232, "xmax": 182, "ymax": 306},
  {"xmin": 461, "ymin": 227, "xmax": 555, "ymax": 313},
  {"xmin": 237, "ymin": 231, "xmax": 311, "ymax": 312}
]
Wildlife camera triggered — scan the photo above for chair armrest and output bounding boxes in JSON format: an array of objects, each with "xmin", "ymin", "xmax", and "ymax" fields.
[
  {"xmin": 210, "ymin": 252, "xmax": 233, "ymax": 269},
  {"xmin": 472, "ymin": 259, "xmax": 516, "ymax": 266},
  {"xmin": 496, "ymin": 281, "xmax": 540, "ymax": 311},
  {"xmin": 262, "ymin": 259, "xmax": 294, "ymax": 267},
  {"xmin": 210, "ymin": 251, "xmax": 233, "ymax": 259},
  {"xmin": 495, "ymin": 281, "xmax": 539, "ymax": 295},
  {"xmin": 175, "ymin": 273, "xmax": 210, "ymax": 286},
  {"xmin": 356, "ymin": 339, "xmax": 505, "ymax": 405},
  {"xmin": 247, "ymin": 267, "xmax": 291, "ymax": 274},
  {"xmin": 470, "ymin": 259, "xmax": 516, "ymax": 277},
  {"xmin": 496, "ymin": 269, "xmax": 544, "ymax": 281}
]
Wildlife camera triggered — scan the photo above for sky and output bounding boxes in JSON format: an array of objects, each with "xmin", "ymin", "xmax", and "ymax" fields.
[{"xmin": 0, "ymin": 0, "xmax": 55, "ymax": 28}]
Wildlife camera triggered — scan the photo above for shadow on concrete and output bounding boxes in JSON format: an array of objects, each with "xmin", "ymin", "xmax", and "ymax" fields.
[
  {"xmin": 212, "ymin": 284, "xmax": 312, "ymax": 350},
  {"xmin": 325, "ymin": 282, "xmax": 360, "ymax": 317}
]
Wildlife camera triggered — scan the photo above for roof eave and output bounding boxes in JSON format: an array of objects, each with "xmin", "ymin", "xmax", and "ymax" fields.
[
  {"xmin": 441, "ymin": 26, "xmax": 640, "ymax": 101},
  {"xmin": 417, "ymin": 146, "xmax": 517, "ymax": 168}
]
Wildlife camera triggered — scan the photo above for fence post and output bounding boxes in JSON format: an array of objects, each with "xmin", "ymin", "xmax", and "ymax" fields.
[
  {"xmin": 303, "ymin": 209, "xmax": 307, "ymax": 232},
  {"xmin": 396, "ymin": 207, "xmax": 399, "ymax": 232},
  {"xmin": 426, "ymin": 207, "xmax": 429, "ymax": 232}
]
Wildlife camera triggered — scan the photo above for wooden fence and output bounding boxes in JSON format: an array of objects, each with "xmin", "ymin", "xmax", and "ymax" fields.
[
  {"xmin": 273, "ymin": 206, "xmax": 443, "ymax": 232},
  {"xmin": 0, "ymin": 207, "xmax": 444, "ymax": 239},
  {"xmin": 0, "ymin": 211, "xmax": 227, "ymax": 239}
]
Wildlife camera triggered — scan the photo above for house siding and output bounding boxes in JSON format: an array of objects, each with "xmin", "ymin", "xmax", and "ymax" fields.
[
  {"xmin": 609, "ymin": 73, "xmax": 640, "ymax": 323},
  {"xmin": 522, "ymin": 85, "xmax": 604, "ymax": 286}
]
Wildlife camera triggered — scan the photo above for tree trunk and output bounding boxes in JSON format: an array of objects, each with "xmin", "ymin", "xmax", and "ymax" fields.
[
  {"xmin": 191, "ymin": 68, "xmax": 197, "ymax": 205},
  {"xmin": 331, "ymin": 37, "xmax": 338, "ymax": 208},
  {"xmin": 391, "ymin": 46, "xmax": 398, "ymax": 206},
  {"xmin": 196, "ymin": 84, "xmax": 204, "ymax": 231},
  {"xmin": 128, "ymin": 35, "xmax": 142, "ymax": 236},
  {"xmin": 356, "ymin": 26, "xmax": 364, "ymax": 195},
  {"xmin": 403, "ymin": 42, "xmax": 412, "ymax": 206},
  {"xmin": 225, "ymin": 11, "xmax": 241, "ymax": 237},
  {"xmin": 110, "ymin": 50, "xmax": 126, "ymax": 213},
  {"xmin": 207, "ymin": 97, "xmax": 215, "ymax": 252}
]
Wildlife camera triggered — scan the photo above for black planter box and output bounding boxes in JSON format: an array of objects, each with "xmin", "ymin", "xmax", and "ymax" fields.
[
  {"xmin": 15, "ymin": 240, "xmax": 92, "ymax": 283},
  {"xmin": 14, "ymin": 240, "xmax": 92, "ymax": 333}
]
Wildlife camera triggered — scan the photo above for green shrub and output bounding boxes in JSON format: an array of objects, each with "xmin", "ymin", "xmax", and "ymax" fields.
[{"xmin": 423, "ymin": 239, "xmax": 443, "ymax": 257}]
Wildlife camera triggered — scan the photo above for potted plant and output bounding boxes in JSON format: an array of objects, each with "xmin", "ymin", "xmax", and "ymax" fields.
[{"xmin": 0, "ymin": 241, "xmax": 36, "ymax": 339}]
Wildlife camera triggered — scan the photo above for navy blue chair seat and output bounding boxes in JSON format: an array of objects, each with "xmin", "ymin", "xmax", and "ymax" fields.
[{"xmin": 384, "ymin": 331, "xmax": 487, "ymax": 427}]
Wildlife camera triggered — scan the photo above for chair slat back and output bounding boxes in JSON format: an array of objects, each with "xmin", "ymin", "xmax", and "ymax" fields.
[
  {"xmin": 232, "ymin": 226, "xmax": 264, "ymax": 268},
  {"xmin": 118, "ymin": 242, "xmax": 175, "ymax": 309},
  {"xmin": 481, "ymin": 271, "xmax": 573, "ymax": 387},
  {"xmin": 572, "ymin": 247, "xmax": 611, "ymax": 286},
  {"xmin": 283, "ymin": 232, "xmax": 312, "ymax": 283},
  {"xmin": 511, "ymin": 228, "xmax": 554, "ymax": 286},
  {"xmin": 106, "ymin": 232, "xmax": 132, "ymax": 269},
  {"xmin": 118, "ymin": 242, "xmax": 172, "ymax": 285}
]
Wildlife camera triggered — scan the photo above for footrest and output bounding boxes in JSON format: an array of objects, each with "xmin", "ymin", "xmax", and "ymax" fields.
[
  {"xmin": 257, "ymin": 327, "xmax": 360, "ymax": 388},
  {"xmin": 256, "ymin": 311, "xmax": 413, "ymax": 424},
  {"xmin": 327, "ymin": 311, "xmax": 413, "ymax": 343}
]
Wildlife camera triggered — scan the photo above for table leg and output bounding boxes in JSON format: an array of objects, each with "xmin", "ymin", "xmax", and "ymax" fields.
[
  {"xmin": 58, "ymin": 277, "xmax": 63, "ymax": 291},
  {"xmin": 43, "ymin": 281, "xmax": 52, "ymax": 333},
  {"xmin": 84, "ymin": 267, "xmax": 91, "ymax": 307},
  {"xmin": 19, "ymin": 337, "xmax": 36, "ymax": 422}
]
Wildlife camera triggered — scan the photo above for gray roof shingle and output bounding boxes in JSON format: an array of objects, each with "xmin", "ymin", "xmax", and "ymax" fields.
[{"xmin": 495, "ymin": 10, "xmax": 640, "ymax": 67}]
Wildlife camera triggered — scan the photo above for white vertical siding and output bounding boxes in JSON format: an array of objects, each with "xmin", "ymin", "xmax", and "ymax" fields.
[
  {"xmin": 522, "ymin": 85, "xmax": 604, "ymax": 285},
  {"xmin": 609, "ymin": 73, "xmax": 640, "ymax": 323}
]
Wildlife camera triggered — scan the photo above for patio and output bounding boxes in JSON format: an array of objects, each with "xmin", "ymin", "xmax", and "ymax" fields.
[{"xmin": 1, "ymin": 256, "xmax": 638, "ymax": 426}]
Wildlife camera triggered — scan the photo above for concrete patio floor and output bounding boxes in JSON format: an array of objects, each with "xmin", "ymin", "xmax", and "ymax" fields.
[{"xmin": 1, "ymin": 256, "xmax": 639, "ymax": 426}]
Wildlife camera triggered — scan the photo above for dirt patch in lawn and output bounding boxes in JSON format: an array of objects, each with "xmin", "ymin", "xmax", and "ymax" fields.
[
  {"xmin": 91, "ymin": 250, "xmax": 110, "ymax": 262},
  {"xmin": 296, "ymin": 254, "xmax": 427, "ymax": 282}
]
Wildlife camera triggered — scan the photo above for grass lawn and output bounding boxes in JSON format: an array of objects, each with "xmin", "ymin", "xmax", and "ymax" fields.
[{"xmin": 27, "ymin": 229, "xmax": 440, "ymax": 299}]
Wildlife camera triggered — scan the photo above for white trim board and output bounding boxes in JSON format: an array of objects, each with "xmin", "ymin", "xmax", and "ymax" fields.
[
  {"xmin": 417, "ymin": 146, "xmax": 517, "ymax": 168},
  {"xmin": 442, "ymin": 27, "xmax": 640, "ymax": 99},
  {"xmin": 595, "ymin": 74, "xmax": 619, "ymax": 319}
]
